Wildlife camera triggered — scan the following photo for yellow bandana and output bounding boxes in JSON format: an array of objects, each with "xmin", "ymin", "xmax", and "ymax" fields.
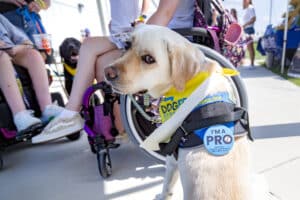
[
  {"xmin": 63, "ymin": 62, "xmax": 76, "ymax": 76},
  {"xmin": 159, "ymin": 69, "xmax": 239, "ymax": 123}
]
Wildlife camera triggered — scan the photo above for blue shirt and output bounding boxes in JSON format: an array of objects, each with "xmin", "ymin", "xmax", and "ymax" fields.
[{"xmin": 0, "ymin": 14, "xmax": 29, "ymax": 49}]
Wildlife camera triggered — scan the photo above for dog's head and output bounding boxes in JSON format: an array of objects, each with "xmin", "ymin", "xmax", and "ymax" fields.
[
  {"xmin": 59, "ymin": 37, "xmax": 81, "ymax": 67},
  {"xmin": 104, "ymin": 25, "xmax": 213, "ymax": 98}
]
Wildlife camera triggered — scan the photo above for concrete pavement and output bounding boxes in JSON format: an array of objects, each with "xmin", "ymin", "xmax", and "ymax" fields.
[{"xmin": 0, "ymin": 66, "xmax": 300, "ymax": 200}]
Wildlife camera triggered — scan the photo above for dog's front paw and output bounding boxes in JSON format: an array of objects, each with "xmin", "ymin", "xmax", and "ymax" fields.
[{"xmin": 154, "ymin": 193, "xmax": 173, "ymax": 200}]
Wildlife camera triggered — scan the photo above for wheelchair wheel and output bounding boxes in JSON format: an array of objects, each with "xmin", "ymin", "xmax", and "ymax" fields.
[
  {"xmin": 51, "ymin": 92, "xmax": 65, "ymax": 107},
  {"xmin": 120, "ymin": 44, "xmax": 248, "ymax": 164},
  {"xmin": 97, "ymin": 150, "xmax": 112, "ymax": 178}
]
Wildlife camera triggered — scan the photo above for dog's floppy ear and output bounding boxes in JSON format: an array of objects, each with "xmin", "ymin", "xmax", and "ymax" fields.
[{"xmin": 167, "ymin": 41, "xmax": 205, "ymax": 91}]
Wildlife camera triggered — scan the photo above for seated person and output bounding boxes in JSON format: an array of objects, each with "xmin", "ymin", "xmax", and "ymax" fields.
[
  {"xmin": 32, "ymin": 0, "xmax": 195, "ymax": 143},
  {"xmin": 0, "ymin": 14, "xmax": 63, "ymax": 140},
  {"xmin": 32, "ymin": 0, "xmax": 152, "ymax": 143},
  {"xmin": 0, "ymin": 0, "xmax": 51, "ymax": 43}
]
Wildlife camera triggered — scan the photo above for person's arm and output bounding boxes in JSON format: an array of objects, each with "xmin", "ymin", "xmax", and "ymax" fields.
[
  {"xmin": 43, "ymin": 0, "xmax": 50, "ymax": 8},
  {"xmin": 146, "ymin": 0, "xmax": 181, "ymax": 26},
  {"xmin": 28, "ymin": 0, "xmax": 51, "ymax": 13},
  {"xmin": 141, "ymin": 0, "xmax": 150, "ymax": 16},
  {"xmin": 0, "ymin": 0, "xmax": 26, "ymax": 7},
  {"xmin": 0, "ymin": 40, "xmax": 7, "ymax": 48}
]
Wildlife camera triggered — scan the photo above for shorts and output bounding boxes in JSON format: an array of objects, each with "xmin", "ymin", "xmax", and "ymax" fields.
[
  {"xmin": 109, "ymin": 31, "xmax": 132, "ymax": 49},
  {"xmin": 3, "ymin": 9, "xmax": 38, "ymax": 43},
  {"xmin": 244, "ymin": 27, "xmax": 255, "ymax": 35}
]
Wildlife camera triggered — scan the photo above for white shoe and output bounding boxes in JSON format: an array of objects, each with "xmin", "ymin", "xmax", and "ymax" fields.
[
  {"xmin": 32, "ymin": 112, "xmax": 83, "ymax": 144},
  {"xmin": 13, "ymin": 110, "xmax": 43, "ymax": 140},
  {"xmin": 115, "ymin": 132, "xmax": 129, "ymax": 144},
  {"xmin": 14, "ymin": 110, "xmax": 42, "ymax": 132},
  {"xmin": 42, "ymin": 104, "xmax": 65, "ymax": 122}
]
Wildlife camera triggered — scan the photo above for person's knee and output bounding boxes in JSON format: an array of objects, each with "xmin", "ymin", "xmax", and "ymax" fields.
[
  {"xmin": 80, "ymin": 36, "xmax": 114, "ymax": 55},
  {"xmin": 80, "ymin": 37, "xmax": 93, "ymax": 50},
  {"xmin": 0, "ymin": 50, "xmax": 7, "ymax": 58},
  {"xmin": 24, "ymin": 48, "xmax": 44, "ymax": 61},
  {"xmin": 12, "ymin": 48, "xmax": 44, "ymax": 68},
  {"xmin": 81, "ymin": 37, "xmax": 102, "ymax": 50},
  {"xmin": 0, "ymin": 51, "xmax": 11, "ymax": 62}
]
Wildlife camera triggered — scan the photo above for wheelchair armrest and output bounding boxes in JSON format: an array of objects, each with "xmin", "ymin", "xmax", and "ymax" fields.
[
  {"xmin": 173, "ymin": 27, "xmax": 214, "ymax": 49},
  {"xmin": 173, "ymin": 27, "xmax": 209, "ymax": 38}
]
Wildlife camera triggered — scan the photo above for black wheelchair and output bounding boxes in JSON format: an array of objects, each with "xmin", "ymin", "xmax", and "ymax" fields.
[{"xmin": 0, "ymin": 63, "xmax": 80, "ymax": 170}]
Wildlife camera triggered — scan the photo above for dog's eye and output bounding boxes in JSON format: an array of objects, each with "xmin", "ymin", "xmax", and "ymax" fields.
[{"xmin": 141, "ymin": 54, "xmax": 155, "ymax": 64}]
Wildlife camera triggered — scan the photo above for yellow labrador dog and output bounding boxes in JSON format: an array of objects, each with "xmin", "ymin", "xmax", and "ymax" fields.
[{"xmin": 104, "ymin": 24, "xmax": 274, "ymax": 200}]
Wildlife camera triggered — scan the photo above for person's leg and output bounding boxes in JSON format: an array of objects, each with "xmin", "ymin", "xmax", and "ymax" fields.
[
  {"xmin": 67, "ymin": 36, "xmax": 117, "ymax": 111},
  {"xmin": 12, "ymin": 47, "xmax": 65, "ymax": 122},
  {"xmin": 0, "ymin": 51, "xmax": 26, "ymax": 115},
  {"xmin": 32, "ymin": 36, "xmax": 118, "ymax": 143},
  {"xmin": 95, "ymin": 49, "xmax": 125, "ymax": 134},
  {"xmin": 0, "ymin": 51, "xmax": 42, "ymax": 138},
  {"xmin": 247, "ymin": 40, "xmax": 255, "ymax": 66},
  {"xmin": 12, "ymin": 47, "xmax": 52, "ymax": 111}
]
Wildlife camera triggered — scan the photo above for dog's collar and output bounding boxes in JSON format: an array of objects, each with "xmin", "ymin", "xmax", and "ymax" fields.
[{"xmin": 62, "ymin": 62, "xmax": 76, "ymax": 76}]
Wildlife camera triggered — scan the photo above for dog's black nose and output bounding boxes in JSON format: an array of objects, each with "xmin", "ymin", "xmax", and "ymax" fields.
[{"xmin": 104, "ymin": 66, "xmax": 119, "ymax": 81}]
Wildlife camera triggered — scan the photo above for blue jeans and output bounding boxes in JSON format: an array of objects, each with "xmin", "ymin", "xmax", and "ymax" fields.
[
  {"xmin": 3, "ymin": 9, "xmax": 38, "ymax": 43},
  {"xmin": 244, "ymin": 27, "xmax": 255, "ymax": 35}
]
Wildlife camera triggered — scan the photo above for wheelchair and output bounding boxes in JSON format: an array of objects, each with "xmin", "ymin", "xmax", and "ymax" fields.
[
  {"xmin": 0, "ymin": 64, "xmax": 80, "ymax": 170},
  {"xmin": 119, "ymin": 28, "xmax": 248, "ymax": 164},
  {"xmin": 82, "ymin": 27, "xmax": 248, "ymax": 179}
]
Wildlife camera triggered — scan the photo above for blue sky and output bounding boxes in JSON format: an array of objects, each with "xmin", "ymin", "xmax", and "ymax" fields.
[{"xmin": 223, "ymin": 0, "xmax": 289, "ymax": 36}]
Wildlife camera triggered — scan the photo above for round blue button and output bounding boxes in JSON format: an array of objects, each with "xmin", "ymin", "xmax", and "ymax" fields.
[{"xmin": 203, "ymin": 124, "xmax": 234, "ymax": 156}]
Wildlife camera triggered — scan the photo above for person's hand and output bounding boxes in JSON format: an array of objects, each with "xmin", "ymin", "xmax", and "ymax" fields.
[
  {"xmin": 28, "ymin": 1, "xmax": 41, "ymax": 13},
  {"xmin": 131, "ymin": 15, "xmax": 147, "ymax": 27},
  {"xmin": 6, "ymin": 44, "xmax": 32, "ymax": 57},
  {"xmin": 0, "ymin": 40, "xmax": 6, "ymax": 48},
  {"xmin": 1, "ymin": 0, "xmax": 26, "ymax": 7},
  {"xmin": 22, "ymin": 40, "xmax": 33, "ymax": 46}
]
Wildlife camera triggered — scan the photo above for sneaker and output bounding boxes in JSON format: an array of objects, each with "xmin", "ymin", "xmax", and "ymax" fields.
[
  {"xmin": 41, "ymin": 104, "xmax": 65, "ymax": 123},
  {"xmin": 31, "ymin": 111, "xmax": 83, "ymax": 144},
  {"xmin": 13, "ymin": 110, "xmax": 43, "ymax": 141},
  {"xmin": 115, "ymin": 131, "xmax": 129, "ymax": 144}
]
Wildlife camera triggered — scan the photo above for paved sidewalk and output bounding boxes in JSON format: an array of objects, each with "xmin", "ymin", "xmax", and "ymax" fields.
[
  {"xmin": 239, "ymin": 66, "xmax": 300, "ymax": 200},
  {"xmin": 0, "ymin": 66, "xmax": 300, "ymax": 200}
]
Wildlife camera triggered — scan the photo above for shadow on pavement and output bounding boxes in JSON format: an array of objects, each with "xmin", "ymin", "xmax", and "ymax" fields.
[
  {"xmin": 238, "ymin": 67, "xmax": 285, "ymax": 80},
  {"xmin": 105, "ymin": 179, "xmax": 163, "ymax": 200},
  {"xmin": 252, "ymin": 122, "xmax": 300, "ymax": 139}
]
